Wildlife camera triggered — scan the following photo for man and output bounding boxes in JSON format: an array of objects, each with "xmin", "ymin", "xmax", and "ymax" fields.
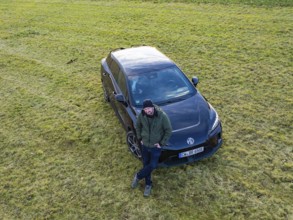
[{"xmin": 131, "ymin": 99, "xmax": 172, "ymax": 197}]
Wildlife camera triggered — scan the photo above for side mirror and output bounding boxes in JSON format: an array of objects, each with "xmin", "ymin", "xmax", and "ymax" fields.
[
  {"xmin": 115, "ymin": 94, "xmax": 128, "ymax": 106},
  {"xmin": 192, "ymin": 76, "xmax": 199, "ymax": 87}
]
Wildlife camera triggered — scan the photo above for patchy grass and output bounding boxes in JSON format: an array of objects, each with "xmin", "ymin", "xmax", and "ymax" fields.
[{"xmin": 0, "ymin": 0, "xmax": 292, "ymax": 219}]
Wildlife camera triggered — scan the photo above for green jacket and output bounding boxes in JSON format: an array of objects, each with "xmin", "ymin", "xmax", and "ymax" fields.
[{"xmin": 136, "ymin": 105, "xmax": 172, "ymax": 147}]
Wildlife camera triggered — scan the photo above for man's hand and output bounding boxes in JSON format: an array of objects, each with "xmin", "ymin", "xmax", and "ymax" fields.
[{"xmin": 154, "ymin": 143, "xmax": 161, "ymax": 148}]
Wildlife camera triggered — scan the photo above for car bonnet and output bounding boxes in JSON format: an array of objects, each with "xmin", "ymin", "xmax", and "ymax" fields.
[{"xmin": 161, "ymin": 94, "xmax": 210, "ymax": 150}]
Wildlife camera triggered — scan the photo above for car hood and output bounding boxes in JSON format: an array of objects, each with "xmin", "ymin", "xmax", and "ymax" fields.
[
  {"xmin": 162, "ymin": 94, "xmax": 210, "ymax": 150},
  {"xmin": 134, "ymin": 93, "xmax": 211, "ymax": 150}
]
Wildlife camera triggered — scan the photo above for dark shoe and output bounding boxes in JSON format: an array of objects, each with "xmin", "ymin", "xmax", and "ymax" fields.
[
  {"xmin": 131, "ymin": 174, "xmax": 139, "ymax": 189},
  {"xmin": 144, "ymin": 185, "xmax": 152, "ymax": 197}
]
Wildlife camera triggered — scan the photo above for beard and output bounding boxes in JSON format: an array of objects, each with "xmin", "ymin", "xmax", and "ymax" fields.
[{"xmin": 146, "ymin": 113, "xmax": 154, "ymax": 118}]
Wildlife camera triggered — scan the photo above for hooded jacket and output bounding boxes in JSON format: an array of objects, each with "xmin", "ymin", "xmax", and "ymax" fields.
[{"xmin": 136, "ymin": 105, "xmax": 172, "ymax": 148}]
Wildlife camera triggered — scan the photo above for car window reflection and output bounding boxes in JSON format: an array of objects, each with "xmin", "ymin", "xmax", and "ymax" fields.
[{"xmin": 127, "ymin": 66, "xmax": 195, "ymax": 106}]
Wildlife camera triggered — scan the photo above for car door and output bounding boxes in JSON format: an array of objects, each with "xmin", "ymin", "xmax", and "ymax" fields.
[
  {"xmin": 106, "ymin": 60, "xmax": 131, "ymax": 129},
  {"xmin": 108, "ymin": 60, "xmax": 120, "ymax": 103},
  {"xmin": 114, "ymin": 69, "xmax": 135, "ymax": 130},
  {"xmin": 101, "ymin": 56, "xmax": 116, "ymax": 103}
]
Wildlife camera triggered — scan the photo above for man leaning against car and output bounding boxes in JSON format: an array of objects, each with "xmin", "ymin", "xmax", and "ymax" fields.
[{"xmin": 131, "ymin": 99, "xmax": 172, "ymax": 197}]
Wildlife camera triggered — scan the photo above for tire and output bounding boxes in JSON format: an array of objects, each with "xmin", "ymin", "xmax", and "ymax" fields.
[{"xmin": 126, "ymin": 131, "xmax": 142, "ymax": 160}]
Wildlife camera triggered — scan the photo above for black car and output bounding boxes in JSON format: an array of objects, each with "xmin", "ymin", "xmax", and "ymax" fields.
[{"xmin": 101, "ymin": 46, "xmax": 222, "ymax": 167}]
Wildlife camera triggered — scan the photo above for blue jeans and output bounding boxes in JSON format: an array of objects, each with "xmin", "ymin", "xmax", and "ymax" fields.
[{"xmin": 137, "ymin": 145, "xmax": 162, "ymax": 186}]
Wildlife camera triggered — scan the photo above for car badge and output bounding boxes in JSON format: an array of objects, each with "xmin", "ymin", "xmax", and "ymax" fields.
[{"xmin": 187, "ymin": 137, "xmax": 195, "ymax": 145}]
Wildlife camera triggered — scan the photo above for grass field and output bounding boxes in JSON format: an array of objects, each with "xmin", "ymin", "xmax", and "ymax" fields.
[
  {"xmin": 129, "ymin": 0, "xmax": 293, "ymax": 7},
  {"xmin": 0, "ymin": 0, "xmax": 292, "ymax": 219}
]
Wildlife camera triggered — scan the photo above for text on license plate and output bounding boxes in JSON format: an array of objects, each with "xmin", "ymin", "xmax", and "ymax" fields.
[{"xmin": 179, "ymin": 147, "xmax": 204, "ymax": 158}]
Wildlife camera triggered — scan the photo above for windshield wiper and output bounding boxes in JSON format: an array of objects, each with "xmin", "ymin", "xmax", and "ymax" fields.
[{"xmin": 158, "ymin": 97, "xmax": 186, "ymax": 105}]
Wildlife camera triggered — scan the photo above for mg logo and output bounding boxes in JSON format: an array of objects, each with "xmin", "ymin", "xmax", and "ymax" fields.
[{"xmin": 187, "ymin": 137, "xmax": 194, "ymax": 145}]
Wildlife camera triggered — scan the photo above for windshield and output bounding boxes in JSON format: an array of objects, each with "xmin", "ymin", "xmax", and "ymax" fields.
[{"xmin": 127, "ymin": 65, "xmax": 196, "ymax": 107}]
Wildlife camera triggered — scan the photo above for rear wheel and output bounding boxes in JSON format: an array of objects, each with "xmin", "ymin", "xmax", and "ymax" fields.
[{"xmin": 126, "ymin": 131, "xmax": 142, "ymax": 160}]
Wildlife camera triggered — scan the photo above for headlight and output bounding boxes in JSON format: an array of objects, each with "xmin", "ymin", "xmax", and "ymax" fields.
[
  {"xmin": 211, "ymin": 112, "xmax": 219, "ymax": 131},
  {"xmin": 209, "ymin": 104, "xmax": 220, "ymax": 132}
]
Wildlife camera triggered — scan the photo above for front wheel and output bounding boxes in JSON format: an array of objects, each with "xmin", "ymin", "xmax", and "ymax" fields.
[{"xmin": 126, "ymin": 131, "xmax": 142, "ymax": 160}]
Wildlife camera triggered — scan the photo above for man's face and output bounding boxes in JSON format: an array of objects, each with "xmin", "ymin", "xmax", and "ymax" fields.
[{"xmin": 144, "ymin": 107, "xmax": 154, "ymax": 116}]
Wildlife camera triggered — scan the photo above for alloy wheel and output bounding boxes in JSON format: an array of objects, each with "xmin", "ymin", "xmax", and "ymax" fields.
[{"xmin": 126, "ymin": 131, "xmax": 142, "ymax": 159}]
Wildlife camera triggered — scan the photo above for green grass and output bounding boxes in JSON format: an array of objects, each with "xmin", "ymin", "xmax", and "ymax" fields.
[
  {"xmin": 0, "ymin": 0, "xmax": 292, "ymax": 219},
  {"xmin": 127, "ymin": 0, "xmax": 293, "ymax": 7}
]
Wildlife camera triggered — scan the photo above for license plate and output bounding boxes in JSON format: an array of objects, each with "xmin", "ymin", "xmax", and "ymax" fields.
[{"xmin": 179, "ymin": 147, "xmax": 204, "ymax": 158}]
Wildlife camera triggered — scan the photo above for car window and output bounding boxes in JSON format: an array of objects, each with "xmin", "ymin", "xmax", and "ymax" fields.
[
  {"xmin": 117, "ymin": 70, "xmax": 127, "ymax": 97},
  {"xmin": 110, "ymin": 60, "xmax": 120, "ymax": 82},
  {"xmin": 127, "ymin": 66, "xmax": 196, "ymax": 106},
  {"xmin": 106, "ymin": 55, "xmax": 113, "ymax": 68}
]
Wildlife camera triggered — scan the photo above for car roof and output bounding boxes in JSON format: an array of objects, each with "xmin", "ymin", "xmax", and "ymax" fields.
[{"xmin": 111, "ymin": 46, "xmax": 175, "ymax": 75}]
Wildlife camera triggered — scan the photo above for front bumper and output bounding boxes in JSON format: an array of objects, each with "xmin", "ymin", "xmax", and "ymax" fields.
[{"xmin": 158, "ymin": 125, "xmax": 223, "ymax": 167}]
